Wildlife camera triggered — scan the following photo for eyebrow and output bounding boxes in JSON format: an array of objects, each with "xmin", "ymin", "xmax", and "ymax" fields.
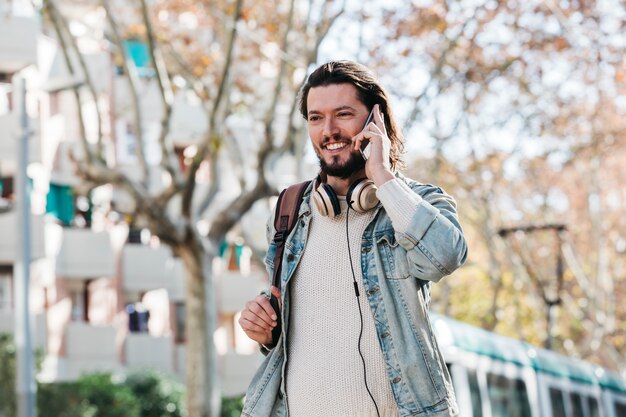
[{"xmin": 307, "ymin": 105, "xmax": 357, "ymax": 117}]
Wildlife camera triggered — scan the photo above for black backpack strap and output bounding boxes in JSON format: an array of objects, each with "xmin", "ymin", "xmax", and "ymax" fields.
[{"xmin": 269, "ymin": 180, "xmax": 310, "ymax": 346}]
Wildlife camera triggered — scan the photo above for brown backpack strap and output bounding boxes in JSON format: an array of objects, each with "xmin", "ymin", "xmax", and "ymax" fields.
[{"xmin": 269, "ymin": 180, "xmax": 310, "ymax": 346}]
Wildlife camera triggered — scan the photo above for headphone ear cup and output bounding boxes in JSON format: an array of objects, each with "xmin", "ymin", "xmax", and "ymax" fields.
[
  {"xmin": 347, "ymin": 179, "xmax": 378, "ymax": 213},
  {"xmin": 313, "ymin": 183, "xmax": 341, "ymax": 217}
]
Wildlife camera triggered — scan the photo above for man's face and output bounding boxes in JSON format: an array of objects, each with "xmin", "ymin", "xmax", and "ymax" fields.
[{"xmin": 306, "ymin": 83, "xmax": 370, "ymax": 179}]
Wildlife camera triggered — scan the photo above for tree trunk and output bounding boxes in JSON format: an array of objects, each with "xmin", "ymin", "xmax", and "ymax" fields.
[{"xmin": 179, "ymin": 241, "xmax": 220, "ymax": 417}]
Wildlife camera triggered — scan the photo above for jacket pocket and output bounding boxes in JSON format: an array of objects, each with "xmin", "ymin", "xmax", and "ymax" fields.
[{"xmin": 376, "ymin": 232, "xmax": 411, "ymax": 280}]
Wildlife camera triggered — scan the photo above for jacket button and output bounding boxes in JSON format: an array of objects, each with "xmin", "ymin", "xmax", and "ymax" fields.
[
  {"xmin": 287, "ymin": 254, "xmax": 295, "ymax": 261},
  {"xmin": 392, "ymin": 377, "xmax": 402, "ymax": 383},
  {"xmin": 367, "ymin": 288, "xmax": 379, "ymax": 295},
  {"xmin": 362, "ymin": 247, "xmax": 371, "ymax": 253},
  {"xmin": 381, "ymin": 332, "xmax": 390, "ymax": 338}
]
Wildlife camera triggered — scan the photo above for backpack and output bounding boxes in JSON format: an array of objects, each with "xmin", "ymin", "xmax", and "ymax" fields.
[{"xmin": 269, "ymin": 180, "xmax": 310, "ymax": 346}]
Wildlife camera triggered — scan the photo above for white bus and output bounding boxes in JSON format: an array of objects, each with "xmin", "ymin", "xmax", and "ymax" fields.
[{"xmin": 431, "ymin": 314, "xmax": 626, "ymax": 417}]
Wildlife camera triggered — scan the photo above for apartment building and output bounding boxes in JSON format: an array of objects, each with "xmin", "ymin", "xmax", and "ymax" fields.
[{"xmin": 0, "ymin": 1, "xmax": 270, "ymax": 397}]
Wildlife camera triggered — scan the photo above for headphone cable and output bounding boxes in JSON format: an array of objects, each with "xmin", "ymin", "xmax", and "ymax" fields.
[{"xmin": 346, "ymin": 204, "xmax": 381, "ymax": 417}]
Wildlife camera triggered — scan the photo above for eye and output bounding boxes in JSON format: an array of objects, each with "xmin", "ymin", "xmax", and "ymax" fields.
[
  {"xmin": 337, "ymin": 112, "xmax": 352, "ymax": 118},
  {"xmin": 308, "ymin": 115, "xmax": 321, "ymax": 122}
]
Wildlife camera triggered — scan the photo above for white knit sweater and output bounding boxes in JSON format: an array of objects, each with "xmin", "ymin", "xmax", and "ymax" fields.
[{"xmin": 285, "ymin": 179, "xmax": 422, "ymax": 417}]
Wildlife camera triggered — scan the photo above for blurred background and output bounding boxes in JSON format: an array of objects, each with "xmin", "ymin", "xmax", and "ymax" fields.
[{"xmin": 0, "ymin": 0, "xmax": 624, "ymax": 416}]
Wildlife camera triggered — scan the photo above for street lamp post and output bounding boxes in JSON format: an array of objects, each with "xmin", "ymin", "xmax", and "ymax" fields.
[
  {"xmin": 498, "ymin": 223, "xmax": 567, "ymax": 350},
  {"xmin": 14, "ymin": 78, "xmax": 37, "ymax": 417}
]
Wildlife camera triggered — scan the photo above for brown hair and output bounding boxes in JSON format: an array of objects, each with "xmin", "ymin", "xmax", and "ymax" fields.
[{"xmin": 299, "ymin": 61, "xmax": 405, "ymax": 170}]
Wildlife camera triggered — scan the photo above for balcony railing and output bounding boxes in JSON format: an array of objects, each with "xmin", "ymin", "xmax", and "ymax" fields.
[
  {"xmin": 0, "ymin": 14, "xmax": 38, "ymax": 74},
  {"xmin": 122, "ymin": 244, "xmax": 175, "ymax": 294},
  {"xmin": 46, "ymin": 224, "xmax": 115, "ymax": 279},
  {"xmin": 0, "ymin": 212, "xmax": 45, "ymax": 263},
  {"xmin": 125, "ymin": 333, "xmax": 173, "ymax": 373},
  {"xmin": 0, "ymin": 311, "xmax": 47, "ymax": 348}
]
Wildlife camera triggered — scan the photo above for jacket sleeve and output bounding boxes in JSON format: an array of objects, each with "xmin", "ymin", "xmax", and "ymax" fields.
[{"xmin": 376, "ymin": 178, "xmax": 468, "ymax": 282}]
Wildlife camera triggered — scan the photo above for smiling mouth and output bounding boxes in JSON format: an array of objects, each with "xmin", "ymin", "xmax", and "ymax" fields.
[{"xmin": 324, "ymin": 141, "xmax": 350, "ymax": 151}]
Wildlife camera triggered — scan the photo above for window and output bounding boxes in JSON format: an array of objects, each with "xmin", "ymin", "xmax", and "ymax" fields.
[
  {"xmin": 1, "ymin": 176, "xmax": 14, "ymax": 199},
  {"xmin": 614, "ymin": 401, "xmax": 626, "ymax": 417},
  {"xmin": 588, "ymin": 397, "xmax": 599, "ymax": 417},
  {"xmin": 570, "ymin": 392, "xmax": 584, "ymax": 417},
  {"xmin": 0, "ymin": 268, "xmax": 12, "ymax": 311},
  {"xmin": 174, "ymin": 301, "xmax": 186, "ymax": 343},
  {"xmin": 69, "ymin": 283, "xmax": 89, "ymax": 322},
  {"xmin": 468, "ymin": 370, "xmax": 484, "ymax": 417},
  {"xmin": 549, "ymin": 388, "xmax": 566, "ymax": 417},
  {"xmin": 486, "ymin": 373, "xmax": 532, "ymax": 417}
]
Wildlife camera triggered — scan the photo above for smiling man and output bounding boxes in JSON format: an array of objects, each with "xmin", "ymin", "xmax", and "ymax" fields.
[{"xmin": 239, "ymin": 61, "xmax": 468, "ymax": 417}]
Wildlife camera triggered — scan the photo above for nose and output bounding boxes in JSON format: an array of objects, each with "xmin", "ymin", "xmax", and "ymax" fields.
[{"xmin": 322, "ymin": 117, "xmax": 339, "ymax": 138}]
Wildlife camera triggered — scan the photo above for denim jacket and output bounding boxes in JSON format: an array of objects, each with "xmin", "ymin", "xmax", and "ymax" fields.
[{"xmin": 242, "ymin": 174, "xmax": 468, "ymax": 417}]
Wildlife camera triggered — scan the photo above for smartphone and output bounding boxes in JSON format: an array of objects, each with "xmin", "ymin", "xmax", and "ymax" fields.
[{"xmin": 359, "ymin": 108, "xmax": 375, "ymax": 160}]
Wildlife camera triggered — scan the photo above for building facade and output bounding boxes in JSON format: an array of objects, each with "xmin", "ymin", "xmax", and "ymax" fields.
[{"xmin": 0, "ymin": 0, "xmax": 269, "ymax": 397}]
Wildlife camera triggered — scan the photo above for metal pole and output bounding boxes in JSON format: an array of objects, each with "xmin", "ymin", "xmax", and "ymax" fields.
[
  {"xmin": 14, "ymin": 77, "xmax": 37, "ymax": 417},
  {"xmin": 498, "ymin": 223, "xmax": 566, "ymax": 350}
]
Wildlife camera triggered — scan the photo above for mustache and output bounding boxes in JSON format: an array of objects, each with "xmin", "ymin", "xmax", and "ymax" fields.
[{"xmin": 321, "ymin": 134, "xmax": 353, "ymax": 146}]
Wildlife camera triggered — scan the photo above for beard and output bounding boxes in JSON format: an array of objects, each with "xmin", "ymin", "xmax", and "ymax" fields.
[{"xmin": 318, "ymin": 147, "xmax": 366, "ymax": 179}]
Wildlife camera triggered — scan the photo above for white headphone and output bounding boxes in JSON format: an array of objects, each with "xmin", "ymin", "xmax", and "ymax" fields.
[{"xmin": 312, "ymin": 176, "xmax": 379, "ymax": 217}]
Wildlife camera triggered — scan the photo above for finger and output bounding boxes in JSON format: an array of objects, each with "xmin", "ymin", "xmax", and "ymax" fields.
[
  {"xmin": 352, "ymin": 130, "xmax": 375, "ymax": 152},
  {"xmin": 246, "ymin": 300, "xmax": 277, "ymax": 327},
  {"xmin": 270, "ymin": 286, "xmax": 281, "ymax": 300},
  {"xmin": 269, "ymin": 286, "xmax": 283, "ymax": 313},
  {"xmin": 240, "ymin": 310, "xmax": 272, "ymax": 332},
  {"xmin": 258, "ymin": 296, "xmax": 279, "ymax": 321},
  {"xmin": 240, "ymin": 326, "xmax": 272, "ymax": 345},
  {"xmin": 239, "ymin": 317, "xmax": 272, "ymax": 335},
  {"xmin": 373, "ymin": 104, "xmax": 387, "ymax": 135}
]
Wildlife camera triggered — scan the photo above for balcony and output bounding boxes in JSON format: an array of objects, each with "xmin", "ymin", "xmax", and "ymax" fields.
[
  {"xmin": 0, "ymin": 14, "xmax": 38, "ymax": 74},
  {"xmin": 218, "ymin": 271, "xmax": 265, "ymax": 314},
  {"xmin": 125, "ymin": 333, "xmax": 173, "ymax": 373},
  {"xmin": 122, "ymin": 244, "xmax": 175, "ymax": 295},
  {"xmin": 65, "ymin": 321, "xmax": 116, "ymax": 359},
  {"xmin": 45, "ymin": 224, "xmax": 115, "ymax": 279},
  {"xmin": 0, "ymin": 212, "xmax": 45, "ymax": 263},
  {"xmin": 173, "ymin": 346, "xmax": 261, "ymax": 393},
  {"xmin": 51, "ymin": 321, "xmax": 120, "ymax": 380},
  {"xmin": 169, "ymin": 91, "xmax": 207, "ymax": 146},
  {"xmin": 0, "ymin": 311, "xmax": 47, "ymax": 348}
]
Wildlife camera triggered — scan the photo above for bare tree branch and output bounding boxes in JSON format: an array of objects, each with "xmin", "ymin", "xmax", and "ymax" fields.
[
  {"xmin": 182, "ymin": 0, "xmax": 244, "ymax": 219},
  {"xmin": 47, "ymin": 0, "xmax": 105, "ymax": 161},
  {"xmin": 101, "ymin": 0, "xmax": 149, "ymax": 182},
  {"xmin": 138, "ymin": 0, "xmax": 180, "ymax": 185},
  {"xmin": 43, "ymin": 0, "xmax": 93, "ymax": 165},
  {"xmin": 279, "ymin": 0, "xmax": 346, "ymax": 156}
]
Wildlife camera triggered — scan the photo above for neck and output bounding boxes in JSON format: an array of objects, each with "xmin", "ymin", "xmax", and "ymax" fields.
[{"xmin": 325, "ymin": 170, "xmax": 366, "ymax": 195}]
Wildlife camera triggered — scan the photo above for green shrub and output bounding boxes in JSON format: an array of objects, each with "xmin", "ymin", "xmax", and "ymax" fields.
[
  {"xmin": 0, "ymin": 333, "xmax": 17, "ymax": 417},
  {"xmin": 37, "ymin": 381, "xmax": 96, "ymax": 417},
  {"xmin": 75, "ymin": 373, "xmax": 141, "ymax": 417},
  {"xmin": 124, "ymin": 370, "xmax": 185, "ymax": 417},
  {"xmin": 221, "ymin": 396, "xmax": 244, "ymax": 417},
  {"xmin": 38, "ymin": 373, "xmax": 141, "ymax": 417}
]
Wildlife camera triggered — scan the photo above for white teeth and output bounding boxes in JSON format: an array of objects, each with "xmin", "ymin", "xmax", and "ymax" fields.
[{"xmin": 326, "ymin": 143, "xmax": 346, "ymax": 150}]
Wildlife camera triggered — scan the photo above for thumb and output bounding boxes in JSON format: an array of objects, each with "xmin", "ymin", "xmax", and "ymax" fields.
[{"xmin": 270, "ymin": 286, "xmax": 281, "ymax": 299}]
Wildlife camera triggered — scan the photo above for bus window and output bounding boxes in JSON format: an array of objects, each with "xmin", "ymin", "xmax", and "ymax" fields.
[
  {"xmin": 486, "ymin": 373, "xmax": 532, "ymax": 417},
  {"xmin": 587, "ymin": 396, "xmax": 599, "ymax": 417},
  {"xmin": 549, "ymin": 388, "xmax": 566, "ymax": 417},
  {"xmin": 569, "ymin": 393, "xmax": 583, "ymax": 417},
  {"xmin": 615, "ymin": 401, "xmax": 626, "ymax": 417},
  {"xmin": 467, "ymin": 370, "xmax": 483, "ymax": 417}
]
